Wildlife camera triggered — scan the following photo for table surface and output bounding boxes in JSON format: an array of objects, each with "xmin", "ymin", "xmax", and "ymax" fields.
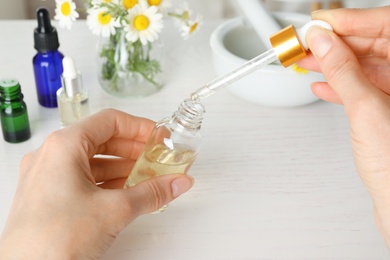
[{"xmin": 0, "ymin": 19, "xmax": 388, "ymax": 259}]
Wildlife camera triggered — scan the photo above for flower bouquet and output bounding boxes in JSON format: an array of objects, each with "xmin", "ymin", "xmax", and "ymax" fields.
[{"xmin": 54, "ymin": 0, "xmax": 201, "ymax": 97}]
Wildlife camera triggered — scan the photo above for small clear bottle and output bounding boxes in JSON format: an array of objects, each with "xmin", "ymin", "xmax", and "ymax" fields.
[
  {"xmin": 57, "ymin": 56, "xmax": 89, "ymax": 126},
  {"xmin": 0, "ymin": 79, "xmax": 31, "ymax": 143},
  {"xmin": 124, "ymin": 98, "xmax": 205, "ymax": 192},
  {"xmin": 33, "ymin": 7, "xmax": 64, "ymax": 108}
]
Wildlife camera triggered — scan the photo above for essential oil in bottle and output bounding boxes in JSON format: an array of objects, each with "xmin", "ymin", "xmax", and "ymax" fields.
[
  {"xmin": 0, "ymin": 79, "xmax": 31, "ymax": 143},
  {"xmin": 33, "ymin": 7, "xmax": 64, "ymax": 108},
  {"xmin": 124, "ymin": 99, "xmax": 205, "ymax": 200},
  {"xmin": 57, "ymin": 56, "xmax": 89, "ymax": 126},
  {"xmin": 125, "ymin": 143, "xmax": 196, "ymax": 187}
]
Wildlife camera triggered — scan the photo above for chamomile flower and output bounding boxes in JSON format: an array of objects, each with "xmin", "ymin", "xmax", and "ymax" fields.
[
  {"xmin": 169, "ymin": 2, "xmax": 200, "ymax": 39},
  {"xmin": 54, "ymin": 0, "xmax": 79, "ymax": 30},
  {"xmin": 179, "ymin": 14, "xmax": 202, "ymax": 39},
  {"xmin": 87, "ymin": 7, "xmax": 117, "ymax": 37},
  {"xmin": 123, "ymin": 0, "xmax": 139, "ymax": 10},
  {"xmin": 124, "ymin": 2, "xmax": 163, "ymax": 45},
  {"xmin": 147, "ymin": 0, "xmax": 172, "ymax": 14}
]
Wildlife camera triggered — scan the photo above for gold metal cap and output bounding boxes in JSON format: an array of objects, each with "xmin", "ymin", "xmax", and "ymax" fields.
[{"xmin": 269, "ymin": 25, "xmax": 307, "ymax": 67}]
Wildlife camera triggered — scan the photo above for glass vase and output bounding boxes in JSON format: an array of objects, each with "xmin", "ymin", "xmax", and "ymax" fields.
[{"xmin": 96, "ymin": 29, "xmax": 164, "ymax": 98}]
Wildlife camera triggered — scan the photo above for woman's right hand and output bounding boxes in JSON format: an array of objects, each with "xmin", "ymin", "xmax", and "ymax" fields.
[{"xmin": 299, "ymin": 6, "xmax": 390, "ymax": 248}]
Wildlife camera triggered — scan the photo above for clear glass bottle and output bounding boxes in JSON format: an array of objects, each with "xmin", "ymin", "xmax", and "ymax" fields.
[
  {"xmin": 124, "ymin": 98, "xmax": 205, "ymax": 191},
  {"xmin": 0, "ymin": 79, "xmax": 31, "ymax": 143},
  {"xmin": 57, "ymin": 56, "xmax": 89, "ymax": 126},
  {"xmin": 33, "ymin": 7, "xmax": 64, "ymax": 108}
]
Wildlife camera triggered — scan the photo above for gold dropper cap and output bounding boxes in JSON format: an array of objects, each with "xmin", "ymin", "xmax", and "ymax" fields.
[{"xmin": 269, "ymin": 25, "xmax": 307, "ymax": 68}]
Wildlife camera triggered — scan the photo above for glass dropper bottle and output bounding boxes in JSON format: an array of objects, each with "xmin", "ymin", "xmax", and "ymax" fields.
[
  {"xmin": 33, "ymin": 7, "xmax": 64, "ymax": 108},
  {"xmin": 57, "ymin": 56, "xmax": 90, "ymax": 126},
  {"xmin": 124, "ymin": 98, "xmax": 205, "ymax": 189}
]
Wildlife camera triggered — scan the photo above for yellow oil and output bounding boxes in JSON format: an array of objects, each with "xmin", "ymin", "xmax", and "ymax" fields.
[
  {"xmin": 124, "ymin": 143, "xmax": 196, "ymax": 188},
  {"xmin": 57, "ymin": 91, "xmax": 89, "ymax": 126}
]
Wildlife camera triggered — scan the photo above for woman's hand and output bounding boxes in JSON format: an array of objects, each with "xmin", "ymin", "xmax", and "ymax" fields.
[
  {"xmin": 298, "ymin": 6, "xmax": 390, "ymax": 247},
  {"xmin": 299, "ymin": 7, "xmax": 390, "ymax": 104},
  {"xmin": 0, "ymin": 109, "xmax": 194, "ymax": 259}
]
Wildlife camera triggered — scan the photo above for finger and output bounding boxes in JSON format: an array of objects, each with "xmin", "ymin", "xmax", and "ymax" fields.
[
  {"xmin": 62, "ymin": 109, "xmax": 155, "ymax": 158},
  {"xmin": 306, "ymin": 26, "xmax": 378, "ymax": 109},
  {"xmin": 312, "ymin": 7, "xmax": 390, "ymax": 59},
  {"xmin": 123, "ymin": 174, "xmax": 194, "ymax": 217},
  {"xmin": 90, "ymin": 157, "xmax": 135, "ymax": 183},
  {"xmin": 296, "ymin": 53, "xmax": 321, "ymax": 72},
  {"xmin": 95, "ymin": 174, "xmax": 194, "ymax": 229},
  {"xmin": 311, "ymin": 82, "xmax": 342, "ymax": 104},
  {"xmin": 312, "ymin": 7, "xmax": 390, "ymax": 39},
  {"xmin": 359, "ymin": 56, "xmax": 390, "ymax": 93},
  {"xmin": 301, "ymin": 54, "xmax": 390, "ymax": 97},
  {"xmin": 94, "ymin": 137, "xmax": 147, "ymax": 159},
  {"xmin": 337, "ymin": 36, "xmax": 387, "ymax": 58}
]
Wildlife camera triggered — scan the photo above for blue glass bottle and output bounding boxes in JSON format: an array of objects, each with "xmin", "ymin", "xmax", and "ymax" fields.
[{"xmin": 33, "ymin": 7, "xmax": 64, "ymax": 108}]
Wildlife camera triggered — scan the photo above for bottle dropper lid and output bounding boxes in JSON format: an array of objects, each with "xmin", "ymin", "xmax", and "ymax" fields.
[
  {"xmin": 62, "ymin": 56, "xmax": 84, "ymax": 98},
  {"xmin": 269, "ymin": 20, "xmax": 333, "ymax": 67},
  {"xmin": 34, "ymin": 7, "xmax": 60, "ymax": 52}
]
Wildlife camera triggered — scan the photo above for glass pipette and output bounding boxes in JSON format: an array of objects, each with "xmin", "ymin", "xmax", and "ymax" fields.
[{"xmin": 190, "ymin": 20, "xmax": 333, "ymax": 101}]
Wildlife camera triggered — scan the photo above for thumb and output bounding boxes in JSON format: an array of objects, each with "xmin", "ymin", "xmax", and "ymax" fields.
[
  {"xmin": 122, "ymin": 174, "xmax": 194, "ymax": 217},
  {"xmin": 306, "ymin": 26, "xmax": 374, "ymax": 109}
]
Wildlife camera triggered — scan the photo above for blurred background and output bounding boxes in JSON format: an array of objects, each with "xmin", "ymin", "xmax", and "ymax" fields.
[{"xmin": 0, "ymin": 0, "xmax": 388, "ymax": 20}]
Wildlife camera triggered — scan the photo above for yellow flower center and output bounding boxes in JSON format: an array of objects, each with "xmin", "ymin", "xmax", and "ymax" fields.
[
  {"xmin": 98, "ymin": 12, "xmax": 112, "ymax": 25},
  {"xmin": 291, "ymin": 64, "xmax": 308, "ymax": 74},
  {"xmin": 61, "ymin": 2, "xmax": 71, "ymax": 16},
  {"xmin": 190, "ymin": 22, "xmax": 198, "ymax": 33},
  {"xmin": 148, "ymin": 0, "xmax": 161, "ymax": 6},
  {"xmin": 133, "ymin": 15, "xmax": 150, "ymax": 31},
  {"xmin": 104, "ymin": 0, "xmax": 111, "ymax": 2},
  {"xmin": 123, "ymin": 0, "xmax": 138, "ymax": 10}
]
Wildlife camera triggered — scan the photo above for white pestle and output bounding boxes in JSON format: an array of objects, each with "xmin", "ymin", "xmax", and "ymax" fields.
[{"xmin": 235, "ymin": 0, "xmax": 281, "ymax": 49}]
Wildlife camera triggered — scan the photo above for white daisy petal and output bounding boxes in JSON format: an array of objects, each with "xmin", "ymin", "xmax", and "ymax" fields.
[
  {"xmin": 124, "ymin": 2, "xmax": 163, "ymax": 45},
  {"xmin": 54, "ymin": 0, "xmax": 79, "ymax": 30},
  {"xmin": 146, "ymin": 0, "xmax": 172, "ymax": 14},
  {"xmin": 86, "ymin": 7, "xmax": 116, "ymax": 37}
]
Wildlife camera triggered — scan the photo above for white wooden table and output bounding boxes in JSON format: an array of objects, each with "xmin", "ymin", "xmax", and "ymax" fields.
[{"xmin": 0, "ymin": 20, "xmax": 388, "ymax": 259}]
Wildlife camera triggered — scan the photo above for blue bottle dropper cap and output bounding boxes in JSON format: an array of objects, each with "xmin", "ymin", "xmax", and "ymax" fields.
[{"xmin": 34, "ymin": 7, "xmax": 60, "ymax": 52}]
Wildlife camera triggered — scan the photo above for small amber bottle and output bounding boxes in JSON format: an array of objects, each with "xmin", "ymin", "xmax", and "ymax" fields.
[{"xmin": 0, "ymin": 79, "xmax": 31, "ymax": 143}]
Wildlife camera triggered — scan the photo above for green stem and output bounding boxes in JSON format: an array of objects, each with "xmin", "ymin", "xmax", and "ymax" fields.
[
  {"xmin": 137, "ymin": 70, "xmax": 161, "ymax": 88},
  {"xmin": 99, "ymin": 32, "xmax": 162, "ymax": 92}
]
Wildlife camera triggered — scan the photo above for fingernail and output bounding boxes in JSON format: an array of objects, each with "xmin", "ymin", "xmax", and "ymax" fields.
[
  {"xmin": 311, "ymin": 9, "xmax": 324, "ymax": 18},
  {"xmin": 171, "ymin": 175, "xmax": 194, "ymax": 198},
  {"xmin": 307, "ymin": 27, "xmax": 332, "ymax": 59}
]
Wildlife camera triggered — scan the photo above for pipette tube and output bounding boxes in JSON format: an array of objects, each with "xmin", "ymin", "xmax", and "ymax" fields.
[
  {"xmin": 190, "ymin": 20, "xmax": 333, "ymax": 101},
  {"xmin": 191, "ymin": 48, "xmax": 278, "ymax": 100}
]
